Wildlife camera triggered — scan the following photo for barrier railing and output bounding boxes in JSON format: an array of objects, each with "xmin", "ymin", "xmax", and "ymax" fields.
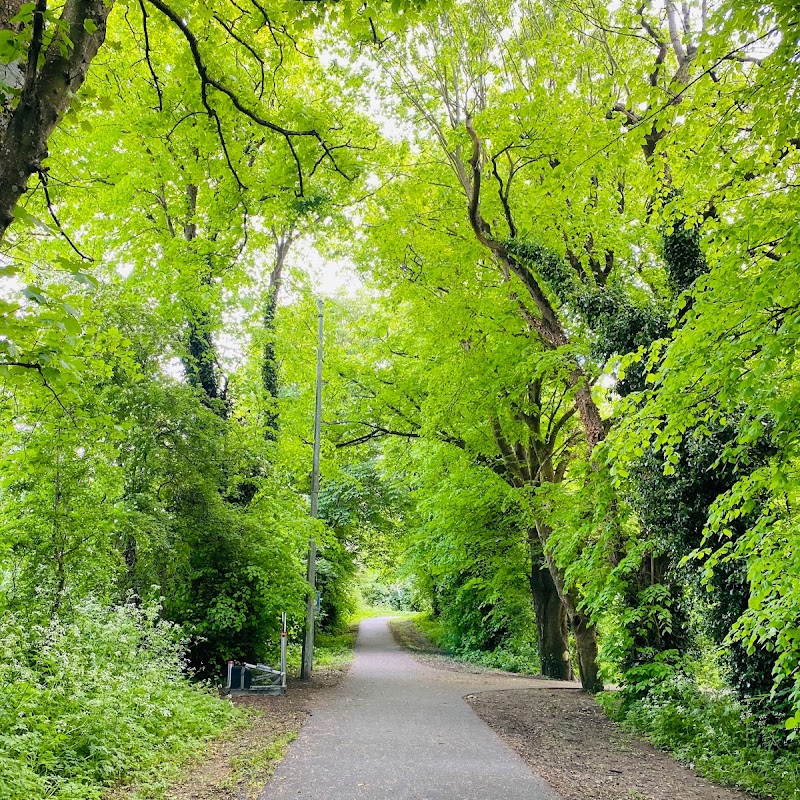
[{"xmin": 225, "ymin": 612, "xmax": 287, "ymax": 695}]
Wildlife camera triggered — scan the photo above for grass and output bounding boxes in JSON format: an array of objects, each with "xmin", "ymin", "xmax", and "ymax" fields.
[
  {"xmin": 280, "ymin": 624, "xmax": 359, "ymax": 676},
  {"xmin": 111, "ymin": 704, "xmax": 300, "ymax": 800},
  {"xmin": 351, "ymin": 604, "xmax": 403, "ymax": 620},
  {"xmin": 223, "ymin": 730, "xmax": 297, "ymax": 794},
  {"xmin": 315, "ymin": 628, "xmax": 359, "ymax": 669},
  {"xmin": 412, "ymin": 611, "xmax": 447, "ymax": 645}
]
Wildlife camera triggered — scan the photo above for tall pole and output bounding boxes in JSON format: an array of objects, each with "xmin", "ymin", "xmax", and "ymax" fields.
[{"xmin": 301, "ymin": 298, "xmax": 323, "ymax": 680}]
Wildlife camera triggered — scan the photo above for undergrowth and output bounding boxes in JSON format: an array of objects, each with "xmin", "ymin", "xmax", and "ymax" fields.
[
  {"xmin": 410, "ymin": 612, "xmax": 541, "ymax": 674},
  {"xmin": 314, "ymin": 629, "xmax": 359, "ymax": 670},
  {"xmin": 599, "ymin": 677, "xmax": 800, "ymax": 800},
  {"xmin": 225, "ymin": 730, "xmax": 298, "ymax": 794},
  {"xmin": 113, "ymin": 623, "xmax": 359, "ymax": 799},
  {"xmin": 0, "ymin": 601, "xmax": 240, "ymax": 800},
  {"xmin": 280, "ymin": 626, "xmax": 358, "ymax": 675}
]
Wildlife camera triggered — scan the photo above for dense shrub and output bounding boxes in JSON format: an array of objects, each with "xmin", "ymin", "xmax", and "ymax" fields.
[
  {"xmin": 0, "ymin": 601, "xmax": 239, "ymax": 800},
  {"xmin": 413, "ymin": 613, "xmax": 540, "ymax": 674}
]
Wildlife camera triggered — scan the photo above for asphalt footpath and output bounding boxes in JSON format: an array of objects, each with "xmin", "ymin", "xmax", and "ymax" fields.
[{"xmin": 259, "ymin": 616, "xmax": 563, "ymax": 800}]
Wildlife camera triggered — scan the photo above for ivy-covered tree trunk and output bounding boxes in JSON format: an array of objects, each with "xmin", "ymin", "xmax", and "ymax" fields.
[
  {"xmin": 180, "ymin": 184, "xmax": 227, "ymax": 415},
  {"xmin": 615, "ymin": 223, "xmax": 722, "ymax": 678},
  {"xmin": 262, "ymin": 232, "xmax": 293, "ymax": 438},
  {"xmin": 185, "ymin": 318, "xmax": 223, "ymax": 405},
  {"xmin": 529, "ymin": 532, "xmax": 571, "ymax": 680},
  {"xmin": 0, "ymin": 0, "xmax": 112, "ymax": 240}
]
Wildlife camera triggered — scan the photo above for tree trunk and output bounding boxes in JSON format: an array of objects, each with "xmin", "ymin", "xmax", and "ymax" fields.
[
  {"xmin": 0, "ymin": 0, "xmax": 112, "ymax": 241},
  {"xmin": 572, "ymin": 612, "xmax": 602, "ymax": 693},
  {"xmin": 262, "ymin": 233, "xmax": 292, "ymax": 438},
  {"xmin": 529, "ymin": 532, "xmax": 571, "ymax": 680},
  {"xmin": 180, "ymin": 184, "xmax": 227, "ymax": 415},
  {"xmin": 572, "ymin": 376, "xmax": 606, "ymax": 449},
  {"xmin": 186, "ymin": 319, "xmax": 223, "ymax": 406},
  {"xmin": 535, "ymin": 520, "xmax": 604, "ymax": 692},
  {"xmin": 0, "ymin": 1, "xmax": 25, "ymax": 28}
]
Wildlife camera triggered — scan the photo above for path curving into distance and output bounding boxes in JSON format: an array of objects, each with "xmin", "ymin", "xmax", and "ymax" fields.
[{"xmin": 260, "ymin": 616, "xmax": 571, "ymax": 800}]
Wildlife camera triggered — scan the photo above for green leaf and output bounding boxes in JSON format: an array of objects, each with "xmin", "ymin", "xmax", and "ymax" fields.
[
  {"xmin": 22, "ymin": 286, "xmax": 47, "ymax": 305},
  {"xmin": 12, "ymin": 206, "xmax": 52, "ymax": 232},
  {"xmin": 9, "ymin": 2, "xmax": 36, "ymax": 25},
  {"xmin": 71, "ymin": 272, "xmax": 98, "ymax": 289}
]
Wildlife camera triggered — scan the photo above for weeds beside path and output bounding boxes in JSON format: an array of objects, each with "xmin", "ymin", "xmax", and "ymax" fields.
[
  {"xmin": 389, "ymin": 616, "xmax": 544, "ymax": 676},
  {"xmin": 107, "ymin": 630, "xmax": 357, "ymax": 800},
  {"xmin": 162, "ymin": 668, "xmax": 349, "ymax": 800}
]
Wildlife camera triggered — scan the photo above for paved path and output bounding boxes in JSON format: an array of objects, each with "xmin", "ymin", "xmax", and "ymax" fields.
[{"xmin": 260, "ymin": 617, "xmax": 565, "ymax": 800}]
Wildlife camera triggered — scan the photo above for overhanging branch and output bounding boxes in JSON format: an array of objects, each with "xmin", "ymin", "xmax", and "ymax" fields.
[{"xmin": 145, "ymin": 0, "xmax": 353, "ymax": 195}]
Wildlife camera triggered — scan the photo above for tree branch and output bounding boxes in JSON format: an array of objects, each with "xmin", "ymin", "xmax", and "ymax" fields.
[
  {"xmin": 37, "ymin": 169, "xmax": 93, "ymax": 261},
  {"xmin": 145, "ymin": 0, "xmax": 352, "ymax": 195},
  {"xmin": 335, "ymin": 424, "xmax": 421, "ymax": 449},
  {"xmin": 138, "ymin": 0, "xmax": 164, "ymax": 111},
  {"xmin": 0, "ymin": 0, "xmax": 112, "ymax": 241}
]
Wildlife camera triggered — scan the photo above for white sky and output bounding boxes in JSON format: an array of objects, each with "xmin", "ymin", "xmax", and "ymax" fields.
[{"xmin": 293, "ymin": 239, "xmax": 364, "ymax": 300}]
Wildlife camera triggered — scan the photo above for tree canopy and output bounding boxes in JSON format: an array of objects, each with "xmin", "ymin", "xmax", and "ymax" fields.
[{"xmin": 2, "ymin": 0, "xmax": 800, "ymax": 795}]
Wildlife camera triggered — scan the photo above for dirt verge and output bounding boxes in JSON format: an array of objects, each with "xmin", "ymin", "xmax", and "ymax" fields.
[
  {"xmin": 107, "ymin": 666, "xmax": 348, "ymax": 800},
  {"xmin": 467, "ymin": 687, "xmax": 754, "ymax": 800},
  {"xmin": 169, "ymin": 668, "xmax": 348, "ymax": 800}
]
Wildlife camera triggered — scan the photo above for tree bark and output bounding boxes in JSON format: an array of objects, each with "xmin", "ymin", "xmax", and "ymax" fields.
[
  {"xmin": 186, "ymin": 321, "xmax": 223, "ymax": 405},
  {"xmin": 0, "ymin": 0, "xmax": 25, "ymax": 28},
  {"xmin": 178, "ymin": 183, "xmax": 229, "ymax": 414},
  {"xmin": 460, "ymin": 119, "xmax": 608, "ymax": 453},
  {"xmin": 0, "ymin": 0, "xmax": 112, "ymax": 241},
  {"xmin": 529, "ymin": 531, "xmax": 571, "ymax": 680},
  {"xmin": 573, "ymin": 612, "xmax": 602, "ymax": 692},
  {"xmin": 535, "ymin": 519, "xmax": 604, "ymax": 692},
  {"xmin": 573, "ymin": 377, "xmax": 606, "ymax": 449}
]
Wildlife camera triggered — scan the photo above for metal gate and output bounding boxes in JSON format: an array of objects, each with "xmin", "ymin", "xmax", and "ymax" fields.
[{"xmin": 225, "ymin": 612, "xmax": 288, "ymax": 695}]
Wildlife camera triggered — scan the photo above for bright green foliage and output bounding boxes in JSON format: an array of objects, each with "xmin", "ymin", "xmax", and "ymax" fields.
[
  {"xmin": 603, "ymin": 0, "xmax": 800, "ymax": 728},
  {"xmin": 278, "ymin": 629, "xmax": 358, "ymax": 675},
  {"xmin": 602, "ymin": 678, "xmax": 800, "ymax": 799},
  {"xmin": 1, "ymin": 0, "xmax": 393, "ymax": 791},
  {"xmin": 407, "ymin": 447, "xmax": 537, "ymax": 656},
  {"xmin": 317, "ymin": 458, "xmax": 410, "ymax": 630},
  {"xmin": 316, "ymin": 276, "xmax": 559, "ymax": 664},
  {"xmin": 0, "ymin": 601, "xmax": 239, "ymax": 800},
  {"xmin": 357, "ymin": 571, "xmax": 420, "ymax": 612},
  {"xmin": 328, "ymin": 0, "xmax": 800, "ymax": 746},
  {"xmin": 414, "ymin": 612, "xmax": 541, "ymax": 675},
  {"xmin": 3, "ymin": 0, "xmax": 800, "ymax": 791}
]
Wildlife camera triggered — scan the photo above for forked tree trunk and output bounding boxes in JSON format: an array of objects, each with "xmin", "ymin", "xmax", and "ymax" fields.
[{"xmin": 528, "ymin": 531, "xmax": 571, "ymax": 680}]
